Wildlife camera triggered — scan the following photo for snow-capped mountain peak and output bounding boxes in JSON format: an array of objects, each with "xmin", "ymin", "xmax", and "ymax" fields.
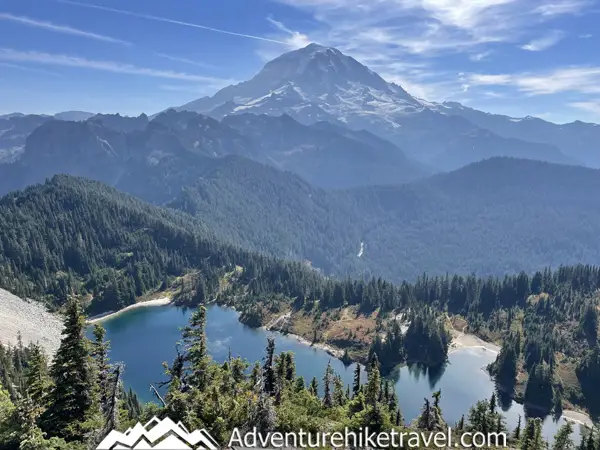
[
  {"xmin": 177, "ymin": 43, "xmax": 422, "ymax": 120},
  {"xmin": 255, "ymin": 43, "xmax": 389, "ymax": 92},
  {"xmin": 173, "ymin": 44, "xmax": 591, "ymax": 169}
]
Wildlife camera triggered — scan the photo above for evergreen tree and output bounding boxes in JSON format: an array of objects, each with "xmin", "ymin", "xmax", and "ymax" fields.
[
  {"xmin": 24, "ymin": 345, "xmax": 51, "ymax": 416},
  {"xmin": 182, "ymin": 306, "xmax": 210, "ymax": 389},
  {"xmin": 294, "ymin": 376, "xmax": 305, "ymax": 393},
  {"xmin": 0, "ymin": 380, "xmax": 16, "ymax": 447},
  {"xmin": 489, "ymin": 392, "xmax": 497, "ymax": 414},
  {"xmin": 585, "ymin": 429, "xmax": 595, "ymax": 450},
  {"xmin": 262, "ymin": 338, "xmax": 276, "ymax": 396},
  {"xmin": 417, "ymin": 391, "xmax": 446, "ymax": 432},
  {"xmin": 284, "ymin": 353, "xmax": 296, "ymax": 382},
  {"xmin": 395, "ymin": 409, "xmax": 402, "ymax": 426},
  {"xmin": 332, "ymin": 376, "xmax": 345, "ymax": 407},
  {"xmin": 580, "ymin": 305, "xmax": 598, "ymax": 344},
  {"xmin": 521, "ymin": 418, "xmax": 544, "ymax": 450},
  {"xmin": 514, "ymin": 414, "xmax": 522, "ymax": 441},
  {"xmin": 309, "ymin": 377, "xmax": 319, "ymax": 396},
  {"xmin": 43, "ymin": 298, "xmax": 99, "ymax": 441},
  {"xmin": 193, "ymin": 276, "xmax": 207, "ymax": 304},
  {"xmin": 352, "ymin": 363, "xmax": 361, "ymax": 397},
  {"xmin": 552, "ymin": 423, "xmax": 574, "ymax": 450},
  {"xmin": 417, "ymin": 398, "xmax": 433, "ymax": 431},
  {"xmin": 323, "ymin": 362, "xmax": 333, "ymax": 408},
  {"xmin": 365, "ymin": 354, "xmax": 381, "ymax": 405},
  {"xmin": 531, "ymin": 419, "xmax": 545, "ymax": 450},
  {"xmin": 250, "ymin": 362, "xmax": 261, "ymax": 390},
  {"xmin": 524, "ymin": 364, "xmax": 554, "ymax": 414},
  {"xmin": 91, "ymin": 324, "xmax": 111, "ymax": 417}
]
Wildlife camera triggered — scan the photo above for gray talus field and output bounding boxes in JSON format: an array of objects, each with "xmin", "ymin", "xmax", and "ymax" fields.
[{"xmin": 0, "ymin": 288, "xmax": 62, "ymax": 356}]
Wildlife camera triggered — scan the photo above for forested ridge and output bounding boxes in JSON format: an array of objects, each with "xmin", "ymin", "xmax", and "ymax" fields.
[
  {"xmin": 4, "ymin": 115, "xmax": 600, "ymax": 282},
  {"xmin": 0, "ymin": 174, "xmax": 232, "ymax": 311},
  {"xmin": 1, "ymin": 175, "xmax": 600, "ymax": 416},
  {"xmin": 169, "ymin": 156, "xmax": 600, "ymax": 280},
  {"xmin": 483, "ymin": 266, "xmax": 600, "ymax": 416}
]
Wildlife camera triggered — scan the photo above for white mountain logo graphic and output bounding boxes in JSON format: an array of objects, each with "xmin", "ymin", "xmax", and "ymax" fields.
[{"xmin": 96, "ymin": 416, "xmax": 220, "ymax": 449}]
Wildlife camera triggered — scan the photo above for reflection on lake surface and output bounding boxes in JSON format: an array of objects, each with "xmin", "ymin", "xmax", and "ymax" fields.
[{"xmin": 90, "ymin": 304, "xmax": 584, "ymax": 441}]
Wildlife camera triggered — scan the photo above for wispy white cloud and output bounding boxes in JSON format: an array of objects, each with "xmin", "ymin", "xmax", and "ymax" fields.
[
  {"xmin": 265, "ymin": 0, "xmax": 594, "ymax": 103},
  {"xmin": 516, "ymin": 67, "xmax": 600, "ymax": 95},
  {"xmin": 520, "ymin": 30, "xmax": 565, "ymax": 51},
  {"xmin": 482, "ymin": 90, "xmax": 507, "ymax": 98},
  {"xmin": 266, "ymin": 16, "xmax": 312, "ymax": 48},
  {"xmin": 154, "ymin": 53, "xmax": 216, "ymax": 70},
  {"xmin": 382, "ymin": 67, "xmax": 468, "ymax": 101},
  {"xmin": 0, "ymin": 12, "xmax": 130, "ymax": 45},
  {"xmin": 0, "ymin": 61, "xmax": 63, "ymax": 77},
  {"xmin": 159, "ymin": 84, "xmax": 220, "ymax": 94},
  {"xmin": 469, "ymin": 50, "xmax": 493, "ymax": 61},
  {"xmin": 57, "ymin": 0, "xmax": 288, "ymax": 44},
  {"xmin": 408, "ymin": 0, "xmax": 517, "ymax": 30},
  {"xmin": 579, "ymin": 33, "xmax": 593, "ymax": 38},
  {"xmin": 569, "ymin": 100, "xmax": 600, "ymax": 116},
  {"xmin": 273, "ymin": 0, "xmax": 589, "ymax": 55},
  {"xmin": 384, "ymin": 73, "xmax": 453, "ymax": 100},
  {"xmin": 0, "ymin": 48, "xmax": 235, "ymax": 87},
  {"xmin": 466, "ymin": 73, "xmax": 512, "ymax": 85},
  {"xmin": 533, "ymin": 0, "xmax": 591, "ymax": 16},
  {"xmin": 467, "ymin": 66, "xmax": 600, "ymax": 95}
]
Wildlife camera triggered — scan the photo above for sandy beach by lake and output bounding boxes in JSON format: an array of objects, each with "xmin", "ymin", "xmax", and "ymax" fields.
[{"xmin": 86, "ymin": 297, "xmax": 172, "ymax": 324}]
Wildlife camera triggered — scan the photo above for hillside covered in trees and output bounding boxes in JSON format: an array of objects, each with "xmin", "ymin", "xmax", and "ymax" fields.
[
  {"xmin": 0, "ymin": 300, "xmax": 580, "ymax": 450},
  {"xmin": 483, "ymin": 266, "xmax": 600, "ymax": 416},
  {"xmin": 0, "ymin": 175, "xmax": 452, "ymax": 369},
  {"xmin": 3, "ymin": 118, "xmax": 600, "ymax": 282},
  {"xmin": 2, "ymin": 175, "xmax": 600, "ymax": 416},
  {"xmin": 169, "ymin": 156, "xmax": 600, "ymax": 280}
]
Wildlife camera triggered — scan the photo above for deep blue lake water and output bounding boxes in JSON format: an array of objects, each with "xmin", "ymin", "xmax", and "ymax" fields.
[{"xmin": 89, "ymin": 304, "xmax": 584, "ymax": 441}]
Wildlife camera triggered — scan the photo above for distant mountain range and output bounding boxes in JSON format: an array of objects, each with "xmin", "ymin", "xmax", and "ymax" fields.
[
  {"xmin": 0, "ymin": 111, "xmax": 95, "ymax": 163},
  {"xmin": 168, "ymin": 155, "xmax": 600, "ymax": 280},
  {"xmin": 434, "ymin": 102, "xmax": 600, "ymax": 167},
  {"xmin": 1, "ymin": 43, "xmax": 599, "ymax": 282},
  {"xmin": 174, "ymin": 43, "xmax": 596, "ymax": 169},
  {"xmin": 0, "ymin": 109, "xmax": 424, "ymax": 195},
  {"xmin": 4, "ymin": 43, "xmax": 598, "ymax": 177},
  {"xmin": 2, "ymin": 150, "xmax": 600, "ymax": 281},
  {"xmin": 0, "ymin": 114, "xmax": 49, "ymax": 163},
  {"xmin": 0, "ymin": 111, "xmax": 94, "ymax": 121},
  {"xmin": 1, "ymin": 107, "xmax": 599, "ymax": 281},
  {"xmin": 2, "ymin": 115, "xmax": 599, "ymax": 280}
]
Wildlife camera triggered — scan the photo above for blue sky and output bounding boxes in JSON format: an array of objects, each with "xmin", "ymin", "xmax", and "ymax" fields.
[{"xmin": 1, "ymin": 0, "xmax": 599, "ymax": 123}]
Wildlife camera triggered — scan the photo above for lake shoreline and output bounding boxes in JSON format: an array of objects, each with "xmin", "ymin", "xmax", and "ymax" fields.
[
  {"xmin": 271, "ymin": 328, "xmax": 345, "ymax": 360},
  {"xmin": 86, "ymin": 297, "xmax": 172, "ymax": 324},
  {"xmin": 262, "ymin": 312, "xmax": 344, "ymax": 358},
  {"xmin": 91, "ymin": 301, "xmax": 594, "ymax": 429},
  {"xmin": 318, "ymin": 329, "xmax": 593, "ymax": 428},
  {"xmin": 223, "ymin": 307, "xmax": 346, "ymax": 360},
  {"xmin": 449, "ymin": 329, "xmax": 594, "ymax": 429}
]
